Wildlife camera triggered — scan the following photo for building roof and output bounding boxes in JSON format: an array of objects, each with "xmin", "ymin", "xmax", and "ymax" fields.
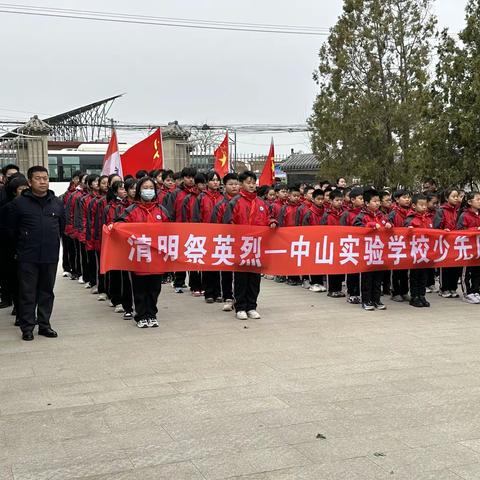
[{"xmin": 281, "ymin": 153, "xmax": 320, "ymax": 171}]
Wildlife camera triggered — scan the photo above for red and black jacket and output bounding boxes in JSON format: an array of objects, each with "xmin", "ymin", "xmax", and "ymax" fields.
[
  {"xmin": 278, "ymin": 202, "xmax": 300, "ymax": 227},
  {"xmin": 354, "ymin": 208, "xmax": 389, "ymax": 228},
  {"xmin": 457, "ymin": 207, "xmax": 480, "ymax": 230},
  {"xmin": 320, "ymin": 207, "xmax": 343, "ymax": 226},
  {"xmin": 340, "ymin": 206, "xmax": 362, "ymax": 226},
  {"xmin": 222, "ymin": 189, "xmax": 276, "ymax": 226},
  {"xmin": 192, "ymin": 189, "xmax": 223, "ymax": 223},
  {"xmin": 302, "ymin": 203, "xmax": 325, "ymax": 226},
  {"xmin": 404, "ymin": 211, "xmax": 432, "ymax": 229},
  {"xmin": 433, "ymin": 203, "xmax": 458, "ymax": 230},
  {"xmin": 163, "ymin": 184, "xmax": 196, "ymax": 222},
  {"xmin": 210, "ymin": 194, "xmax": 235, "ymax": 223},
  {"xmin": 388, "ymin": 204, "xmax": 410, "ymax": 228}
]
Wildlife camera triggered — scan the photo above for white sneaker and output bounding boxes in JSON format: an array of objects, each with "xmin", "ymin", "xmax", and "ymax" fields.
[
  {"xmin": 136, "ymin": 319, "xmax": 149, "ymax": 328},
  {"xmin": 439, "ymin": 291, "xmax": 452, "ymax": 298},
  {"xmin": 84, "ymin": 282, "xmax": 92, "ymax": 289},
  {"xmin": 317, "ymin": 284, "xmax": 327, "ymax": 292},
  {"xmin": 147, "ymin": 318, "xmax": 159, "ymax": 327},
  {"xmin": 450, "ymin": 290, "xmax": 459, "ymax": 298},
  {"xmin": 114, "ymin": 305, "xmax": 125, "ymax": 313},
  {"xmin": 427, "ymin": 285, "xmax": 438, "ymax": 293},
  {"xmin": 62, "ymin": 272, "xmax": 70, "ymax": 278},
  {"xmin": 222, "ymin": 300, "xmax": 234, "ymax": 312},
  {"xmin": 236, "ymin": 310, "xmax": 248, "ymax": 320},
  {"xmin": 309, "ymin": 284, "xmax": 322, "ymax": 292},
  {"xmin": 464, "ymin": 293, "xmax": 480, "ymax": 304},
  {"xmin": 425, "ymin": 287, "xmax": 432, "ymax": 294},
  {"xmin": 97, "ymin": 293, "xmax": 108, "ymax": 301},
  {"xmin": 264, "ymin": 275, "xmax": 275, "ymax": 280},
  {"xmin": 91, "ymin": 287, "xmax": 98, "ymax": 294},
  {"xmin": 78, "ymin": 277, "xmax": 85, "ymax": 284},
  {"xmin": 474, "ymin": 293, "xmax": 480, "ymax": 302},
  {"xmin": 247, "ymin": 310, "xmax": 261, "ymax": 319},
  {"xmin": 302, "ymin": 279, "xmax": 311, "ymax": 289}
]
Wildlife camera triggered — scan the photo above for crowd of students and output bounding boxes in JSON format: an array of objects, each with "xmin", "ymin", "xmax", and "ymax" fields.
[{"xmin": 1, "ymin": 163, "xmax": 480, "ymax": 334}]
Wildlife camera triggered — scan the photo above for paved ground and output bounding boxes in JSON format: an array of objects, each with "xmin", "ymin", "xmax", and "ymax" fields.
[{"xmin": 2, "ymin": 275, "xmax": 480, "ymax": 479}]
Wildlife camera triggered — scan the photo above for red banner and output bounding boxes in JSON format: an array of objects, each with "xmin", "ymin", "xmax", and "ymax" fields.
[{"xmin": 100, "ymin": 223, "xmax": 480, "ymax": 275}]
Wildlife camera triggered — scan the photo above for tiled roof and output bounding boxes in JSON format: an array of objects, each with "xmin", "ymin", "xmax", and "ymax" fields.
[{"xmin": 281, "ymin": 153, "xmax": 321, "ymax": 171}]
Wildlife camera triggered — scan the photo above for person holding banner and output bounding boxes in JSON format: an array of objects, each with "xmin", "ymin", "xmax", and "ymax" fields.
[
  {"xmin": 115, "ymin": 176, "xmax": 170, "ymax": 328},
  {"xmin": 222, "ymin": 170, "xmax": 277, "ymax": 320},
  {"xmin": 354, "ymin": 189, "xmax": 392, "ymax": 311}
]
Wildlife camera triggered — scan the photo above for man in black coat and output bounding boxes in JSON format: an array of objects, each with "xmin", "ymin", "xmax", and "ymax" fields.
[{"xmin": 7, "ymin": 166, "xmax": 65, "ymax": 341}]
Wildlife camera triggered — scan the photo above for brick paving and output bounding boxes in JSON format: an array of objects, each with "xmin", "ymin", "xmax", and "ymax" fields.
[{"xmin": 1, "ymin": 274, "xmax": 480, "ymax": 479}]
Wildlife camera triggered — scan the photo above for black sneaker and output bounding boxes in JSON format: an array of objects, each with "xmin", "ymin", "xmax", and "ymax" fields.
[
  {"xmin": 409, "ymin": 297, "xmax": 424, "ymax": 308},
  {"xmin": 362, "ymin": 302, "xmax": 375, "ymax": 311},
  {"xmin": 420, "ymin": 296, "xmax": 430, "ymax": 307},
  {"xmin": 123, "ymin": 312, "xmax": 133, "ymax": 320},
  {"xmin": 374, "ymin": 302, "xmax": 387, "ymax": 310}
]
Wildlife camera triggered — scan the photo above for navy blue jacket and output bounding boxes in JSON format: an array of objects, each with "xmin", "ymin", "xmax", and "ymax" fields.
[{"xmin": 7, "ymin": 189, "xmax": 65, "ymax": 263}]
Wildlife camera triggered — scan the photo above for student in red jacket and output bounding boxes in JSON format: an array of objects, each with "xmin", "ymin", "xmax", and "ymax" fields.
[
  {"xmin": 457, "ymin": 191, "xmax": 480, "ymax": 304},
  {"xmin": 210, "ymin": 173, "xmax": 239, "ymax": 312},
  {"xmin": 425, "ymin": 192, "xmax": 440, "ymax": 292},
  {"xmin": 278, "ymin": 185, "xmax": 302, "ymax": 286},
  {"xmin": 340, "ymin": 187, "xmax": 364, "ymax": 303},
  {"xmin": 434, "ymin": 188, "xmax": 460, "ymax": 298},
  {"xmin": 193, "ymin": 171, "xmax": 224, "ymax": 302},
  {"xmin": 321, "ymin": 190, "xmax": 345, "ymax": 297},
  {"xmin": 296, "ymin": 185, "xmax": 315, "ymax": 227},
  {"xmin": 354, "ymin": 189, "xmax": 392, "ymax": 311},
  {"xmin": 389, "ymin": 190, "xmax": 412, "ymax": 302},
  {"xmin": 163, "ymin": 167, "xmax": 197, "ymax": 293},
  {"xmin": 115, "ymin": 177, "xmax": 170, "ymax": 328},
  {"xmin": 156, "ymin": 169, "xmax": 175, "ymax": 204},
  {"xmin": 222, "ymin": 171, "xmax": 276, "ymax": 320},
  {"xmin": 405, "ymin": 193, "xmax": 432, "ymax": 308},
  {"xmin": 270, "ymin": 183, "xmax": 288, "ymax": 221},
  {"xmin": 302, "ymin": 189, "xmax": 327, "ymax": 293}
]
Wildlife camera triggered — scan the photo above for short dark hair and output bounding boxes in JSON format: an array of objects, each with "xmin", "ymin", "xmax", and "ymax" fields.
[
  {"xmin": 71, "ymin": 170, "xmax": 82, "ymax": 180},
  {"xmin": 288, "ymin": 184, "xmax": 301, "ymax": 193},
  {"xmin": 393, "ymin": 189, "xmax": 410, "ymax": 199},
  {"xmin": 123, "ymin": 174, "xmax": 134, "ymax": 182},
  {"xmin": 274, "ymin": 183, "xmax": 287, "ymax": 192},
  {"xmin": 412, "ymin": 193, "xmax": 427, "ymax": 204},
  {"xmin": 206, "ymin": 170, "xmax": 221, "ymax": 182},
  {"xmin": 423, "ymin": 177, "xmax": 437, "ymax": 186},
  {"xmin": 108, "ymin": 173, "xmax": 121, "ymax": 186},
  {"xmin": 239, "ymin": 170, "xmax": 257, "ymax": 182},
  {"xmin": 149, "ymin": 169, "xmax": 163, "ymax": 178},
  {"xmin": 378, "ymin": 190, "xmax": 391, "ymax": 200},
  {"xmin": 181, "ymin": 167, "xmax": 197, "ymax": 178},
  {"xmin": 161, "ymin": 169, "xmax": 174, "ymax": 181},
  {"xmin": 304, "ymin": 185, "xmax": 315, "ymax": 194},
  {"xmin": 106, "ymin": 180, "xmax": 125, "ymax": 202},
  {"xmin": 223, "ymin": 172, "xmax": 239, "ymax": 184},
  {"xmin": 350, "ymin": 187, "xmax": 364, "ymax": 199},
  {"xmin": 426, "ymin": 192, "xmax": 438, "ymax": 202},
  {"xmin": 135, "ymin": 169, "xmax": 149, "ymax": 179},
  {"xmin": 363, "ymin": 189, "xmax": 379, "ymax": 203},
  {"xmin": 194, "ymin": 173, "xmax": 206, "ymax": 185},
  {"xmin": 86, "ymin": 174, "xmax": 99, "ymax": 188},
  {"xmin": 330, "ymin": 189, "xmax": 344, "ymax": 200},
  {"xmin": 27, "ymin": 165, "xmax": 48, "ymax": 180},
  {"xmin": 312, "ymin": 189, "xmax": 324, "ymax": 199},
  {"xmin": 124, "ymin": 178, "xmax": 137, "ymax": 191},
  {"xmin": 1, "ymin": 164, "xmax": 19, "ymax": 176},
  {"xmin": 173, "ymin": 172, "xmax": 181, "ymax": 181}
]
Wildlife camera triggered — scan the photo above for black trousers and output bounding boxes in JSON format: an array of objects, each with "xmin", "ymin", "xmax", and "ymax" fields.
[
  {"xmin": 221, "ymin": 271, "xmax": 233, "ymax": 300},
  {"xmin": 73, "ymin": 239, "xmax": 82, "ymax": 277},
  {"xmin": 310, "ymin": 275, "xmax": 324, "ymax": 285},
  {"xmin": 461, "ymin": 266, "xmax": 480, "ymax": 295},
  {"xmin": 95, "ymin": 251, "xmax": 106, "ymax": 294},
  {"xmin": 173, "ymin": 271, "xmax": 186, "ymax": 288},
  {"xmin": 0, "ymin": 237, "xmax": 11, "ymax": 303},
  {"xmin": 87, "ymin": 250, "xmax": 97, "ymax": 287},
  {"xmin": 382, "ymin": 270, "xmax": 391, "ymax": 294},
  {"xmin": 108, "ymin": 270, "xmax": 122, "ymax": 306},
  {"xmin": 426, "ymin": 268, "xmax": 436, "ymax": 287},
  {"xmin": 410, "ymin": 268, "xmax": 428, "ymax": 298},
  {"xmin": 80, "ymin": 242, "xmax": 89, "ymax": 282},
  {"xmin": 121, "ymin": 271, "xmax": 133, "ymax": 312},
  {"xmin": 204, "ymin": 271, "xmax": 221, "ymax": 299},
  {"xmin": 361, "ymin": 271, "xmax": 383, "ymax": 304},
  {"xmin": 440, "ymin": 267, "xmax": 462, "ymax": 292},
  {"xmin": 131, "ymin": 273, "xmax": 162, "ymax": 321},
  {"xmin": 327, "ymin": 274, "xmax": 344, "ymax": 293},
  {"xmin": 391, "ymin": 270, "xmax": 409, "ymax": 296},
  {"xmin": 61, "ymin": 233, "xmax": 71, "ymax": 273},
  {"xmin": 234, "ymin": 272, "xmax": 261, "ymax": 312},
  {"xmin": 18, "ymin": 262, "xmax": 57, "ymax": 333},
  {"xmin": 189, "ymin": 271, "xmax": 203, "ymax": 292},
  {"xmin": 346, "ymin": 273, "xmax": 360, "ymax": 296}
]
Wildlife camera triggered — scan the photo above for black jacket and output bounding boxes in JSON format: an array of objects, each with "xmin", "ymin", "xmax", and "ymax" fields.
[{"xmin": 7, "ymin": 189, "xmax": 65, "ymax": 263}]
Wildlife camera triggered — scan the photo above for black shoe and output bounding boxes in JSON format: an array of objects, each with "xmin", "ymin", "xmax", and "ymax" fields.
[
  {"xmin": 14, "ymin": 319, "xmax": 20, "ymax": 327},
  {"xmin": 409, "ymin": 297, "xmax": 424, "ymax": 308},
  {"xmin": 11, "ymin": 307, "xmax": 16, "ymax": 316},
  {"xmin": 373, "ymin": 301, "xmax": 387, "ymax": 310},
  {"xmin": 420, "ymin": 296, "xmax": 430, "ymax": 307},
  {"xmin": 0, "ymin": 300, "xmax": 12, "ymax": 309},
  {"xmin": 22, "ymin": 332, "xmax": 34, "ymax": 341},
  {"xmin": 38, "ymin": 327, "xmax": 58, "ymax": 338}
]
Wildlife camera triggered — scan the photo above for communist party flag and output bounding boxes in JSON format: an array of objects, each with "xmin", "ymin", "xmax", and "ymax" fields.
[
  {"xmin": 213, "ymin": 132, "xmax": 229, "ymax": 177},
  {"xmin": 259, "ymin": 138, "xmax": 275, "ymax": 186},
  {"xmin": 121, "ymin": 128, "xmax": 164, "ymax": 177},
  {"xmin": 101, "ymin": 129, "xmax": 123, "ymax": 177}
]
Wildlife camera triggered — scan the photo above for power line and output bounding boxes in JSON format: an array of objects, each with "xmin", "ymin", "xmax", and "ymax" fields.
[{"xmin": 0, "ymin": 3, "xmax": 331, "ymax": 36}]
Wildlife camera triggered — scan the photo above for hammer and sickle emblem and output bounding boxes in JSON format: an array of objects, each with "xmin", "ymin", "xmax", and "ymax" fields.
[{"xmin": 153, "ymin": 138, "xmax": 160, "ymax": 160}]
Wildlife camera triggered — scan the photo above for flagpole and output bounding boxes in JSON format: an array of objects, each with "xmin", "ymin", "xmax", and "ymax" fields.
[{"xmin": 234, "ymin": 129, "xmax": 237, "ymax": 172}]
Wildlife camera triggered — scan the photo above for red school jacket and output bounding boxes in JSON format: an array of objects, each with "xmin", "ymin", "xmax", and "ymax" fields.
[
  {"xmin": 278, "ymin": 201, "xmax": 300, "ymax": 227},
  {"xmin": 404, "ymin": 211, "xmax": 432, "ymax": 229},
  {"xmin": 222, "ymin": 189, "xmax": 275, "ymax": 226},
  {"xmin": 340, "ymin": 206, "xmax": 362, "ymax": 227},
  {"xmin": 353, "ymin": 208, "xmax": 389, "ymax": 228},
  {"xmin": 191, "ymin": 189, "xmax": 223, "ymax": 223},
  {"xmin": 388, "ymin": 204, "xmax": 410, "ymax": 228},
  {"xmin": 302, "ymin": 203, "xmax": 325, "ymax": 226},
  {"xmin": 457, "ymin": 207, "xmax": 480, "ymax": 230},
  {"xmin": 320, "ymin": 207, "xmax": 343, "ymax": 226},
  {"xmin": 433, "ymin": 203, "xmax": 458, "ymax": 230}
]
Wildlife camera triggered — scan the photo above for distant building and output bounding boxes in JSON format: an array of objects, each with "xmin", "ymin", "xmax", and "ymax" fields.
[{"xmin": 280, "ymin": 153, "xmax": 321, "ymax": 185}]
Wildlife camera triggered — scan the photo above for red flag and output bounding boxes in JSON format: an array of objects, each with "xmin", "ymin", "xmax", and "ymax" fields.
[
  {"xmin": 214, "ymin": 132, "xmax": 229, "ymax": 177},
  {"xmin": 121, "ymin": 128, "xmax": 164, "ymax": 177},
  {"xmin": 259, "ymin": 138, "xmax": 275, "ymax": 186},
  {"xmin": 102, "ymin": 129, "xmax": 123, "ymax": 177}
]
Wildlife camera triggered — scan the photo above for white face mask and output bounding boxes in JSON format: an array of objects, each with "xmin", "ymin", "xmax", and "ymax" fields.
[{"xmin": 140, "ymin": 189, "xmax": 155, "ymax": 201}]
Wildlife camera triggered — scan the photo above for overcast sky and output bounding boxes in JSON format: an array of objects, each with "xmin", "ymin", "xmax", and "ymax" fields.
[{"xmin": 0, "ymin": 0, "xmax": 469, "ymax": 154}]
